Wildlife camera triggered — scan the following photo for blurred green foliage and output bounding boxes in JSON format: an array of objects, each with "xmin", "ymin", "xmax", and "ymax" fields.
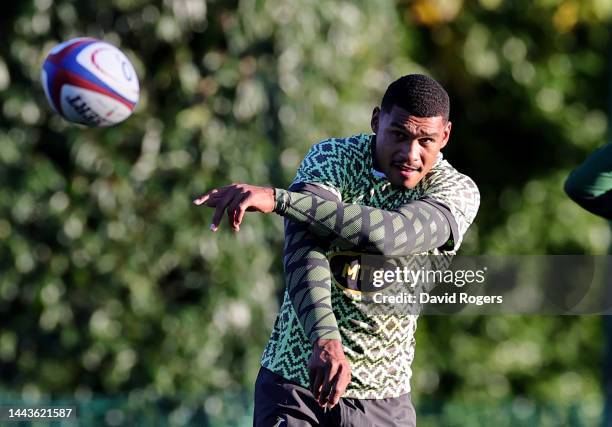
[{"xmin": 1, "ymin": 0, "xmax": 611, "ymax": 425}]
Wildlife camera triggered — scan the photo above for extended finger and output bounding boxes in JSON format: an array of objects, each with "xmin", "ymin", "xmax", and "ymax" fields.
[
  {"xmin": 226, "ymin": 192, "xmax": 250, "ymax": 231},
  {"xmin": 193, "ymin": 185, "xmax": 231, "ymax": 205},
  {"xmin": 200, "ymin": 193, "xmax": 225, "ymax": 208},
  {"xmin": 233, "ymin": 193, "xmax": 252, "ymax": 229},
  {"xmin": 311, "ymin": 367, "xmax": 325, "ymax": 401},
  {"xmin": 193, "ymin": 190, "xmax": 215, "ymax": 205},
  {"xmin": 210, "ymin": 189, "xmax": 239, "ymax": 230},
  {"xmin": 319, "ymin": 362, "xmax": 339, "ymax": 406},
  {"xmin": 193, "ymin": 190, "xmax": 216, "ymax": 205},
  {"xmin": 328, "ymin": 364, "xmax": 350, "ymax": 407}
]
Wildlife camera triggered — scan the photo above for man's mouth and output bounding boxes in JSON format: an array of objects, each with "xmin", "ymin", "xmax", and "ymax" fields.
[{"xmin": 393, "ymin": 163, "xmax": 421, "ymax": 178}]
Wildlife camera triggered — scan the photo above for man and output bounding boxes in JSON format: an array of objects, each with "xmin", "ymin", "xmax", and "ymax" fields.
[
  {"xmin": 195, "ymin": 74, "xmax": 480, "ymax": 426},
  {"xmin": 564, "ymin": 143, "xmax": 612, "ymax": 426},
  {"xmin": 565, "ymin": 143, "xmax": 612, "ymax": 218}
]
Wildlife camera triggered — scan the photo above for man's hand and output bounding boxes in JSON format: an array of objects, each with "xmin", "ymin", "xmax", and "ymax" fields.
[
  {"xmin": 308, "ymin": 339, "xmax": 351, "ymax": 409},
  {"xmin": 193, "ymin": 184, "xmax": 275, "ymax": 231}
]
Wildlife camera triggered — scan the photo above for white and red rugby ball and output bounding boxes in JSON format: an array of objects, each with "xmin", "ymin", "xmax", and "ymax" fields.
[{"xmin": 41, "ymin": 37, "xmax": 139, "ymax": 127}]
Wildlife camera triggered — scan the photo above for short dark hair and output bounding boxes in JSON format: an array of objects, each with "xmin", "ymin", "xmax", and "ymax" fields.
[{"xmin": 381, "ymin": 74, "xmax": 450, "ymax": 121}]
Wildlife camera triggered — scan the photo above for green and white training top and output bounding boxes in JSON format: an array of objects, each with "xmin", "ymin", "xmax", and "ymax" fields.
[{"xmin": 261, "ymin": 133, "xmax": 480, "ymax": 399}]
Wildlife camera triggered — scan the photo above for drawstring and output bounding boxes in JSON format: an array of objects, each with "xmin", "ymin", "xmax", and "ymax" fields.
[{"xmin": 370, "ymin": 182, "xmax": 391, "ymax": 200}]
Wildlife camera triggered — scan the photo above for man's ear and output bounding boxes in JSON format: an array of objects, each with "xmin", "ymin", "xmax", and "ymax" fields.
[
  {"xmin": 371, "ymin": 107, "xmax": 380, "ymax": 134},
  {"xmin": 440, "ymin": 120, "xmax": 452, "ymax": 149}
]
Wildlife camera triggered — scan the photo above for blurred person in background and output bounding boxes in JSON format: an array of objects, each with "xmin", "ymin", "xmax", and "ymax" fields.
[
  {"xmin": 195, "ymin": 74, "xmax": 480, "ymax": 426},
  {"xmin": 565, "ymin": 142, "xmax": 612, "ymax": 426}
]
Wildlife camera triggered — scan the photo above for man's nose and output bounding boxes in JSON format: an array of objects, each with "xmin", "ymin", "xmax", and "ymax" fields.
[{"xmin": 399, "ymin": 140, "xmax": 420, "ymax": 164}]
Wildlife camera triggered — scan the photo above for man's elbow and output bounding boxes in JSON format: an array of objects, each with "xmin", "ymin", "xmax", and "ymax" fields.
[
  {"xmin": 565, "ymin": 176, "xmax": 612, "ymax": 218},
  {"xmin": 564, "ymin": 174, "xmax": 592, "ymax": 205}
]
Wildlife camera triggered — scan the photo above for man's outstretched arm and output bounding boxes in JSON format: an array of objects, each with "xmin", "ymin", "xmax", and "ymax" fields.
[
  {"xmin": 565, "ymin": 142, "xmax": 612, "ymax": 219},
  {"xmin": 274, "ymin": 188, "xmax": 454, "ymax": 255},
  {"xmin": 193, "ymin": 184, "xmax": 454, "ymax": 256}
]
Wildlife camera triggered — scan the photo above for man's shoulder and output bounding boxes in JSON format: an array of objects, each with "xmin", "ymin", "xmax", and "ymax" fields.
[
  {"xmin": 419, "ymin": 156, "xmax": 480, "ymax": 247},
  {"xmin": 308, "ymin": 133, "xmax": 372, "ymax": 157},
  {"xmin": 293, "ymin": 133, "xmax": 372, "ymax": 189},
  {"xmin": 422, "ymin": 157, "xmax": 479, "ymax": 197}
]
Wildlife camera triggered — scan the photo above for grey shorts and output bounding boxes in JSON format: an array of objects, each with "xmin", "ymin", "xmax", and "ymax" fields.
[{"xmin": 253, "ymin": 367, "xmax": 416, "ymax": 427}]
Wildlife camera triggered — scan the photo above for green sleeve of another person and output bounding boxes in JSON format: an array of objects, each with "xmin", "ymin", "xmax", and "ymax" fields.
[{"xmin": 565, "ymin": 142, "xmax": 612, "ymax": 220}]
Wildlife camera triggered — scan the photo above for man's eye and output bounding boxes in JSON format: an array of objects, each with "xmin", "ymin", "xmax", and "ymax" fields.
[
  {"xmin": 392, "ymin": 130, "xmax": 405, "ymax": 139},
  {"xmin": 420, "ymin": 138, "xmax": 434, "ymax": 144}
]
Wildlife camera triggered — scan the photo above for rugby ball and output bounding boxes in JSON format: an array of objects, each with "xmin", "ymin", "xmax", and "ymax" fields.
[{"xmin": 41, "ymin": 37, "xmax": 139, "ymax": 127}]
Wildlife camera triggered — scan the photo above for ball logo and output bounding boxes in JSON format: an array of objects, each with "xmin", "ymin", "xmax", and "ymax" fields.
[
  {"xmin": 41, "ymin": 37, "xmax": 140, "ymax": 127},
  {"xmin": 65, "ymin": 93, "xmax": 108, "ymax": 126}
]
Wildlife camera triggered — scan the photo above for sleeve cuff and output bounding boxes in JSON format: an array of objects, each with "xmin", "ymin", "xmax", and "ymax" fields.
[
  {"xmin": 420, "ymin": 196, "xmax": 461, "ymax": 251},
  {"xmin": 309, "ymin": 330, "xmax": 342, "ymax": 344},
  {"xmin": 274, "ymin": 188, "xmax": 291, "ymax": 214},
  {"xmin": 288, "ymin": 182, "xmax": 342, "ymax": 201}
]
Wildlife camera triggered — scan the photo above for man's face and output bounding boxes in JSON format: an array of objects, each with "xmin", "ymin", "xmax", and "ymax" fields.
[{"xmin": 371, "ymin": 105, "xmax": 452, "ymax": 189}]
